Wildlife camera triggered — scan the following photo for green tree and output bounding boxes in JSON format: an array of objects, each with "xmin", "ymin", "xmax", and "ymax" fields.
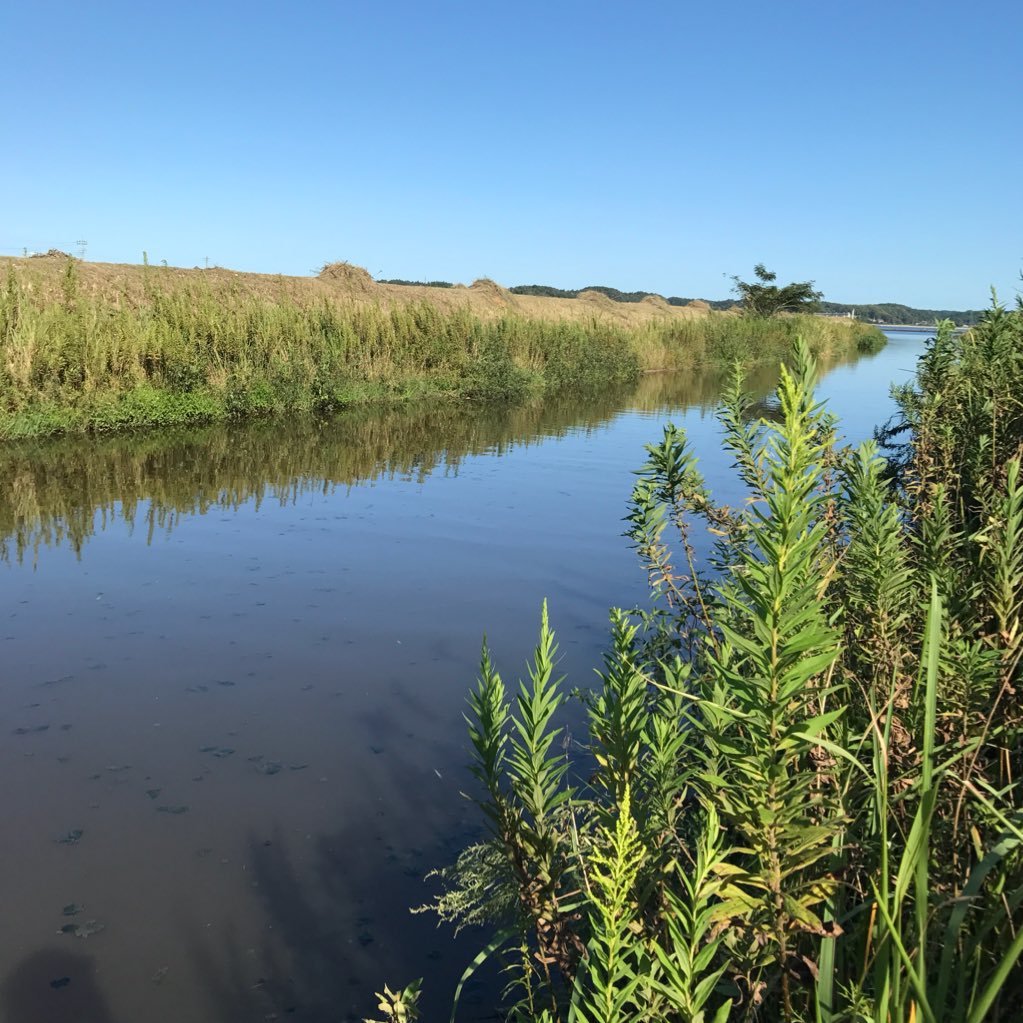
[{"xmin": 731, "ymin": 263, "xmax": 823, "ymax": 317}]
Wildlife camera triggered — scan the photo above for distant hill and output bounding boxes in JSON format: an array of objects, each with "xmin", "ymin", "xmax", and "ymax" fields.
[
  {"xmin": 816, "ymin": 301, "xmax": 983, "ymax": 326},
  {"xmin": 378, "ymin": 278, "xmax": 454, "ymax": 289},
  {"xmin": 511, "ymin": 283, "xmax": 685, "ymax": 305},
  {"xmin": 374, "ymin": 278, "xmax": 983, "ymax": 326},
  {"xmin": 504, "ymin": 285, "xmax": 982, "ymax": 326}
]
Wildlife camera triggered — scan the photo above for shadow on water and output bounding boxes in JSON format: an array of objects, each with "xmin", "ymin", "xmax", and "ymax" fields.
[
  {"xmin": 183, "ymin": 690, "xmax": 501, "ymax": 1022},
  {"xmin": 186, "ymin": 828, "xmax": 497, "ymax": 1023},
  {"xmin": 1, "ymin": 949, "xmax": 118, "ymax": 1023},
  {"xmin": 0, "ymin": 364, "xmax": 797, "ymax": 565}
]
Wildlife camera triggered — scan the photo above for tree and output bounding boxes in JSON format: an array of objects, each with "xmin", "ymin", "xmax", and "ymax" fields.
[{"xmin": 730, "ymin": 263, "xmax": 823, "ymax": 317}]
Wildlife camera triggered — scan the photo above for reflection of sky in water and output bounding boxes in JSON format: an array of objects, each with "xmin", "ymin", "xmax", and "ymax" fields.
[
  {"xmin": 815, "ymin": 330, "xmax": 929, "ymax": 446},
  {"xmin": 0, "ymin": 334, "xmax": 927, "ymax": 1023}
]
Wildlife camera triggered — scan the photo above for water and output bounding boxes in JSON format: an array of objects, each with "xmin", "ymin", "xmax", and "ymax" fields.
[{"xmin": 0, "ymin": 331, "xmax": 925, "ymax": 1023}]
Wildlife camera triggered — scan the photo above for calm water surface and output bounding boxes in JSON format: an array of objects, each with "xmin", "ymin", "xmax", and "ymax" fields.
[{"xmin": 0, "ymin": 332, "xmax": 923, "ymax": 1023}]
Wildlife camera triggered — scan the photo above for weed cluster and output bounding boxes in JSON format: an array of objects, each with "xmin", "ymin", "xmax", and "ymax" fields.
[{"xmin": 379, "ymin": 300, "xmax": 1023, "ymax": 1022}]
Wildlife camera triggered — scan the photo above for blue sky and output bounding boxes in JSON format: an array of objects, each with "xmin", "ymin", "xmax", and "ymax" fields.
[{"xmin": 3, "ymin": 0, "xmax": 1020, "ymax": 308}]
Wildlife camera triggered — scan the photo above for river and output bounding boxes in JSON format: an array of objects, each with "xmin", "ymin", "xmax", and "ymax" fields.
[{"xmin": 0, "ymin": 330, "xmax": 925, "ymax": 1023}]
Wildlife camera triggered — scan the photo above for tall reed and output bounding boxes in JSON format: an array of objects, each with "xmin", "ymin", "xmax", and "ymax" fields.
[
  {"xmin": 381, "ymin": 298, "xmax": 1023, "ymax": 1023},
  {"xmin": 0, "ymin": 261, "xmax": 880, "ymax": 438}
]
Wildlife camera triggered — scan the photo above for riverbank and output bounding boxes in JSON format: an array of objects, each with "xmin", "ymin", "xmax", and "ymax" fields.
[{"xmin": 0, "ymin": 254, "xmax": 883, "ymax": 438}]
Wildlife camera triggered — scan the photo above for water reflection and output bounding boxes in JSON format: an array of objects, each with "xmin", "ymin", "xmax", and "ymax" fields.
[
  {"xmin": 0, "ymin": 345, "xmax": 882, "ymax": 1023},
  {"xmin": 0, "ymin": 363, "xmax": 797, "ymax": 564}
]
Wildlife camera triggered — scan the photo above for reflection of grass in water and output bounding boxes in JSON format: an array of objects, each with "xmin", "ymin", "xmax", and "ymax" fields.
[{"xmin": 0, "ymin": 347, "xmax": 866, "ymax": 565}]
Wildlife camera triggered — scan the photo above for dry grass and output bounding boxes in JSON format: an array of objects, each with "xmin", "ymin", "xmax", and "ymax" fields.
[
  {"xmin": 1, "ymin": 254, "xmax": 713, "ymax": 329},
  {"xmin": 317, "ymin": 260, "xmax": 376, "ymax": 293}
]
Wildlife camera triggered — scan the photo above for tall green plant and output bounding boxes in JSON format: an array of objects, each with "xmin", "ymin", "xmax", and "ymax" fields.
[{"xmin": 389, "ymin": 304, "xmax": 1023, "ymax": 1023}]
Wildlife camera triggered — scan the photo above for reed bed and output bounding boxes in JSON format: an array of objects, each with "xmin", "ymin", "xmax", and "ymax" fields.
[
  {"xmin": 383, "ymin": 299, "xmax": 1023, "ymax": 1023},
  {"xmin": 0, "ymin": 260, "xmax": 880, "ymax": 438}
]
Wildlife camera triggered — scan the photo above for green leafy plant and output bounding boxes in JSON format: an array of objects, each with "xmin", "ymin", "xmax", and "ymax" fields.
[
  {"xmin": 388, "ymin": 294, "xmax": 1023, "ymax": 1022},
  {"xmin": 364, "ymin": 979, "xmax": 422, "ymax": 1023}
]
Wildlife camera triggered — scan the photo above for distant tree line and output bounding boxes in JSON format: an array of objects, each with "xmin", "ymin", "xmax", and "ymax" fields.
[
  {"xmin": 377, "ymin": 278, "xmax": 455, "ymax": 289},
  {"xmin": 817, "ymin": 301, "xmax": 983, "ymax": 326},
  {"xmin": 375, "ymin": 278, "xmax": 982, "ymax": 326},
  {"xmin": 510, "ymin": 283, "xmax": 681, "ymax": 304}
]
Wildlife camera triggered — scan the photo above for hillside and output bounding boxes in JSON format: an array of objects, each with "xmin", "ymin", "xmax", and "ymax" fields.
[
  {"xmin": 498, "ymin": 283, "xmax": 983, "ymax": 326},
  {"xmin": 5, "ymin": 253, "xmax": 715, "ymax": 328}
]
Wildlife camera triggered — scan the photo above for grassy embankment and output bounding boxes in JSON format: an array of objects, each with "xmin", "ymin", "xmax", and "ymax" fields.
[
  {"xmin": 380, "ymin": 299, "xmax": 1023, "ymax": 1022},
  {"xmin": 0, "ymin": 255, "xmax": 882, "ymax": 438}
]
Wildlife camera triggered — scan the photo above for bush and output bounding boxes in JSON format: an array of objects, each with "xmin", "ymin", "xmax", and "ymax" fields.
[{"xmin": 396, "ymin": 303, "xmax": 1023, "ymax": 1022}]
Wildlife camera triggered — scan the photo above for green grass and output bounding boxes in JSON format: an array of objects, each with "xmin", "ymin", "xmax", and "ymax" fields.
[{"xmin": 0, "ymin": 261, "xmax": 882, "ymax": 438}]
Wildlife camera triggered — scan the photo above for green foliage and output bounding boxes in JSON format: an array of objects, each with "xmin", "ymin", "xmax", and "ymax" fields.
[
  {"xmin": 730, "ymin": 264, "xmax": 823, "ymax": 317},
  {"xmin": 572, "ymin": 786, "xmax": 649, "ymax": 1023},
  {"xmin": 652, "ymin": 808, "xmax": 735, "ymax": 1023},
  {"xmin": 836, "ymin": 440, "xmax": 915, "ymax": 694},
  {"xmin": 693, "ymin": 346, "xmax": 845, "ymax": 1015},
  {"xmin": 398, "ymin": 298, "xmax": 1023, "ymax": 1022},
  {"xmin": 364, "ymin": 979, "xmax": 422, "ymax": 1023}
]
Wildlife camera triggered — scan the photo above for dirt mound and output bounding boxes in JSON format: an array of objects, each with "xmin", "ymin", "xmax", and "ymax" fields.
[
  {"xmin": 32, "ymin": 248, "xmax": 73, "ymax": 259},
  {"xmin": 317, "ymin": 261, "xmax": 375, "ymax": 293},
  {"xmin": 641, "ymin": 294, "xmax": 672, "ymax": 312},
  {"xmin": 469, "ymin": 278, "xmax": 515, "ymax": 308}
]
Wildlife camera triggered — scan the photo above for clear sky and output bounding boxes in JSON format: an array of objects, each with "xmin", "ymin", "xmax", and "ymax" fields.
[{"xmin": 3, "ymin": 0, "xmax": 1020, "ymax": 309}]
